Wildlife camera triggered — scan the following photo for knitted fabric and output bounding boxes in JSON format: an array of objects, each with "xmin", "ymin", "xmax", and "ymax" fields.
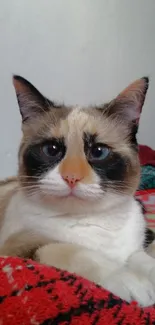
[
  {"xmin": 0, "ymin": 256, "xmax": 155, "ymax": 325},
  {"xmin": 139, "ymin": 166, "xmax": 155, "ymax": 190}
]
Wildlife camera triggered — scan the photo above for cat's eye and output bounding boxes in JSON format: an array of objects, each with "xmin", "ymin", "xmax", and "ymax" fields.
[
  {"xmin": 42, "ymin": 141, "xmax": 63, "ymax": 158},
  {"xmin": 89, "ymin": 143, "xmax": 109, "ymax": 161}
]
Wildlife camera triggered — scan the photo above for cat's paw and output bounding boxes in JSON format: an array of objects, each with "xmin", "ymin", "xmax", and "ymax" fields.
[
  {"xmin": 102, "ymin": 268, "xmax": 155, "ymax": 306},
  {"xmin": 35, "ymin": 242, "xmax": 101, "ymax": 280},
  {"xmin": 35, "ymin": 243, "xmax": 118, "ymax": 284}
]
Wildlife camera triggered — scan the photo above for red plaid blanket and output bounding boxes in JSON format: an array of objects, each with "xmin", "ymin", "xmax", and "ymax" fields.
[{"xmin": 0, "ymin": 256, "xmax": 155, "ymax": 325}]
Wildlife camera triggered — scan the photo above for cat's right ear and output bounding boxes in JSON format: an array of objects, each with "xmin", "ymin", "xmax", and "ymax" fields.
[{"xmin": 13, "ymin": 75, "xmax": 51, "ymax": 122}]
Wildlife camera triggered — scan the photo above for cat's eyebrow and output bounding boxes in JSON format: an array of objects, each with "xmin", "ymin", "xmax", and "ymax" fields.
[
  {"xmin": 30, "ymin": 136, "xmax": 65, "ymax": 146},
  {"xmin": 83, "ymin": 132, "xmax": 97, "ymax": 144}
]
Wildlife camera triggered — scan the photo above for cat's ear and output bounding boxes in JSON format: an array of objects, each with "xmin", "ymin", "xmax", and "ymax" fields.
[
  {"xmin": 106, "ymin": 77, "xmax": 149, "ymax": 125},
  {"xmin": 13, "ymin": 75, "xmax": 52, "ymax": 122}
]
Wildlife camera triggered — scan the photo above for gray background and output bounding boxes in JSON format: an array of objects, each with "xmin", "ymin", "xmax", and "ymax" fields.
[{"xmin": 0, "ymin": 0, "xmax": 155, "ymax": 177}]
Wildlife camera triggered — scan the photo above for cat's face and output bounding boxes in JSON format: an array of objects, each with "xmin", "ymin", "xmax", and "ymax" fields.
[{"xmin": 13, "ymin": 76, "xmax": 149, "ymax": 204}]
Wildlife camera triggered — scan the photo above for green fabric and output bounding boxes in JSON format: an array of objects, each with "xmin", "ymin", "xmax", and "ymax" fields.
[{"xmin": 139, "ymin": 165, "xmax": 155, "ymax": 190}]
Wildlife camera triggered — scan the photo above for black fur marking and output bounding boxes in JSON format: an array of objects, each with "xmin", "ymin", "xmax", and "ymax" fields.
[
  {"xmin": 144, "ymin": 228, "xmax": 155, "ymax": 248},
  {"xmin": 135, "ymin": 198, "xmax": 155, "ymax": 248},
  {"xmin": 130, "ymin": 124, "xmax": 138, "ymax": 149},
  {"xmin": 135, "ymin": 198, "xmax": 146, "ymax": 215},
  {"xmin": 102, "ymin": 153, "xmax": 127, "ymax": 182},
  {"xmin": 23, "ymin": 138, "xmax": 66, "ymax": 177},
  {"xmin": 84, "ymin": 132, "xmax": 127, "ymax": 189},
  {"xmin": 140, "ymin": 77, "xmax": 149, "ymax": 106},
  {"xmin": 83, "ymin": 132, "xmax": 97, "ymax": 147}
]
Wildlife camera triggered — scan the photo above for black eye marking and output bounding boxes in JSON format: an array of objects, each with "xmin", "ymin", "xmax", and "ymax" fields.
[
  {"xmin": 83, "ymin": 132, "xmax": 128, "ymax": 188},
  {"xmin": 23, "ymin": 138, "xmax": 66, "ymax": 177}
]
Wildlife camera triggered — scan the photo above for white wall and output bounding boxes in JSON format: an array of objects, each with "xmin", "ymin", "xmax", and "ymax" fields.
[{"xmin": 0, "ymin": 0, "xmax": 155, "ymax": 177}]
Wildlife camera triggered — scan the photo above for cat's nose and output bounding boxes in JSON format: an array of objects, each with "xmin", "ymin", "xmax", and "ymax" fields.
[{"xmin": 62, "ymin": 174, "xmax": 82, "ymax": 188}]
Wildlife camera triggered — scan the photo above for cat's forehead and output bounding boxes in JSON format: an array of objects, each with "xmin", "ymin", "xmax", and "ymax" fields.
[
  {"xmin": 23, "ymin": 105, "xmax": 129, "ymax": 150},
  {"xmin": 52, "ymin": 106, "xmax": 128, "ymax": 147},
  {"xmin": 51, "ymin": 106, "xmax": 108, "ymax": 137},
  {"xmin": 58, "ymin": 107, "xmax": 98, "ymax": 135}
]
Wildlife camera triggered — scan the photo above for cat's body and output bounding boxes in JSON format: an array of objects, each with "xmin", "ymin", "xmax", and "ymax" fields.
[
  {"xmin": 0, "ymin": 181, "xmax": 144, "ymax": 261},
  {"xmin": 1, "ymin": 75, "xmax": 155, "ymax": 306}
]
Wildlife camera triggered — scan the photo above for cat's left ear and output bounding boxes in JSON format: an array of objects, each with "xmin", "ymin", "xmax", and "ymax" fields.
[{"xmin": 106, "ymin": 77, "xmax": 149, "ymax": 125}]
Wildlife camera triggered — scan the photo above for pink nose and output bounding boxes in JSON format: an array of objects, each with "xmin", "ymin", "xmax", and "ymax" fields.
[{"xmin": 62, "ymin": 175, "xmax": 81, "ymax": 188}]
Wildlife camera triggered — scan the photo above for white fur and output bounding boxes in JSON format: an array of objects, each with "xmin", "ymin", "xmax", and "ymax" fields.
[
  {"xmin": 39, "ymin": 166, "xmax": 103, "ymax": 200},
  {"xmin": 1, "ymin": 168, "xmax": 155, "ymax": 306}
]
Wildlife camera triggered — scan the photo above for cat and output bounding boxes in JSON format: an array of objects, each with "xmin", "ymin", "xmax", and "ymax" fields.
[{"xmin": 0, "ymin": 75, "xmax": 155, "ymax": 306}]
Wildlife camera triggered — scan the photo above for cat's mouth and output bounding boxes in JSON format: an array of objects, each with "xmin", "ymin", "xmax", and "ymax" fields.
[
  {"xmin": 39, "ymin": 187, "xmax": 91, "ymax": 202},
  {"xmin": 58, "ymin": 189, "xmax": 83, "ymax": 200},
  {"xmin": 38, "ymin": 190, "xmax": 86, "ymax": 205},
  {"xmin": 57, "ymin": 188, "xmax": 98, "ymax": 202},
  {"xmin": 38, "ymin": 184, "xmax": 82, "ymax": 200},
  {"xmin": 37, "ymin": 180, "xmax": 103, "ymax": 201}
]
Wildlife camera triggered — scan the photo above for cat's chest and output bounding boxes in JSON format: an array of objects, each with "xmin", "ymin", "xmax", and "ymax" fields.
[
  {"xmin": 23, "ymin": 212, "xmax": 131, "ymax": 261},
  {"xmin": 1, "ymin": 192, "xmax": 143, "ymax": 263},
  {"xmin": 30, "ymin": 215, "xmax": 136, "ymax": 262}
]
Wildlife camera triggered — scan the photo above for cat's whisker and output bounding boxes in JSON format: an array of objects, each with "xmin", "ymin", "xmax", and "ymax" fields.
[
  {"xmin": 14, "ymin": 186, "xmax": 39, "ymax": 193},
  {"xmin": 18, "ymin": 175, "xmax": 41, "ymax": 178},
  {"xmin": 19, "ymin": 182, "xmax": 40, "ymax": 186}
]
